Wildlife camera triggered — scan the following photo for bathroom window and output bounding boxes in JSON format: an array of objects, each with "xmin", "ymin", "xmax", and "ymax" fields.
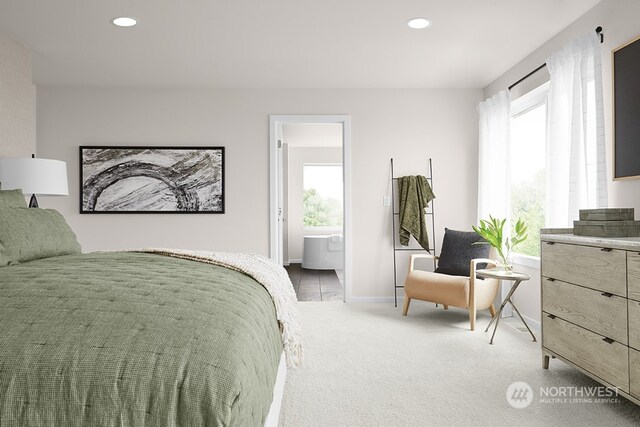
[{"xmin": 303, "ymin": 164, "xmax": 343, "ymax": 228}]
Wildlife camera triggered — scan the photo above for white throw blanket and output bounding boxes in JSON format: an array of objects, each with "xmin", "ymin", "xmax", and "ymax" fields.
[{"xmin": 125, "ymin": 248, "xmax": 303, "ymax": 369}]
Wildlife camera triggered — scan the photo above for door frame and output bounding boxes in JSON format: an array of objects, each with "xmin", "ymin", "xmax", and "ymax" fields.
[{"xmin": 269, "ymin": 115, "xmax": 352, "ymax": 303}]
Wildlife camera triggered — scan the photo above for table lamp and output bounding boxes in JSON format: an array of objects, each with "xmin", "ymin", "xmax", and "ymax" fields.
[{"xmin": 0, "ymin": 155, "xmax": 69, "ymax": 207}]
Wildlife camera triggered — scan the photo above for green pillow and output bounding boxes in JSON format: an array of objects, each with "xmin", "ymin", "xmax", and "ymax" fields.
[
  {"xmin": 0, "ymin": 189, "xmax": 28, "ymax": 208},
  {"xmin": 0, "ymin": 207, "xmax": 81, "ymax": 266}
]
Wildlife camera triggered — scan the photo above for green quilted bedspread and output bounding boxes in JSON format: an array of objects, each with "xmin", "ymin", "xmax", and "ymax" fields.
[{"xmin": 0, "ymin": 252, "xmax": 283, "ymax": 426}]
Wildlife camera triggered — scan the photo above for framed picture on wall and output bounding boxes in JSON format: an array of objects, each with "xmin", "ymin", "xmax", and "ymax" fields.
[
  {"xmin": 80, "ymin": 146, "xmax": 224, "ymax": 213},
  {"xmin": 613, "ymin": 34, "xmax": 640, "ymax": 180}
]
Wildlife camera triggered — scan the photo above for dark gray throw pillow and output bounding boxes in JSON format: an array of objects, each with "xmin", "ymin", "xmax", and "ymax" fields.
[
  {"xmin": 435, "ymin": 228, "xmax": 490, "ymax": 276},
  {"xmin": 0, "ymin": 207, "xmax": 81, "ymax": 266}
]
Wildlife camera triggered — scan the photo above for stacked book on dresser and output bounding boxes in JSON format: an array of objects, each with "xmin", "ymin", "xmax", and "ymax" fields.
[{"xmin": 574, "ymin": 208, "xmax": 640, "ymax": 237}]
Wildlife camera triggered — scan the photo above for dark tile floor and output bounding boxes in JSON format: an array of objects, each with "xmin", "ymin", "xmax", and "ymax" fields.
[{"xmin": 285, "ymin": 263, "xmax": 344, "ymax": 301}]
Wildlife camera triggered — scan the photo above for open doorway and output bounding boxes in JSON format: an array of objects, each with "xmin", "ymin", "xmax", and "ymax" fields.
[{"xmin": 269, "ymin": 115, "xmax": 351, "ymax": 303}]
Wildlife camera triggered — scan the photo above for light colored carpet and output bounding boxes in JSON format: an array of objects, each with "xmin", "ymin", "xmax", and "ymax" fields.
[{"xmin": 279, "ymin": 302, "xmax": 640, "ymax": 426}]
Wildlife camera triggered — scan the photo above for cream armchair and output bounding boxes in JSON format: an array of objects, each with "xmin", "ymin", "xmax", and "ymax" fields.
[{"xmin": 402, "ymin": 254, "xmax": 499, "ymax": 330}]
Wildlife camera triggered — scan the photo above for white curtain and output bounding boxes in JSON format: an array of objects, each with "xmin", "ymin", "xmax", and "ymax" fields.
[
  {"xmin": 546, "ymin": 32, "xmax": 607, "ymax": 228},
  {"xmin": 477, "ymin": 90, "xmax": 511, "ymax": 224},
  {"xmin": 478, "ymin": 90, "xmax": 511, "ymax": 316}
]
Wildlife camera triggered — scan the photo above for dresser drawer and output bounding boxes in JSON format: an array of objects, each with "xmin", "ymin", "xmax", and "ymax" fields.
[
  {"xmin": 543, "ymin": 314, "xmax": 629, "ymax": 391},
  {"xmin": 541, "ymin": 242, "xmax": 626, "ymax": 296},
  {"xmin": 629, "ymin": 299, "xmax": 640, "ymax": 351},
  {"xmin": 628, "ymin": 252, "xmax": 640, "ymax": 302},
  {"xmin": 542, "ymin": 278, "xmax": 627, "ymax": 344},
  {"xmin": 630, "ymin": 348, "xmax": 640, "ymax": 399}
]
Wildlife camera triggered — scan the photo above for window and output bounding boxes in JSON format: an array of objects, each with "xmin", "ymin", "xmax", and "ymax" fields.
[
  {"xmin": 303, "ymin": 164, "xmax": 343, "ymax": 228},
  {"xmin": 510, "ymin": 82, "xmax": 549, "ymax": 257}
]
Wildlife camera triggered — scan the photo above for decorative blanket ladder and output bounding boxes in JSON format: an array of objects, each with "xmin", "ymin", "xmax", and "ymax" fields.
[{"xmin": 390, "ymin": 158, "xmax": 436, "ymax": 307}]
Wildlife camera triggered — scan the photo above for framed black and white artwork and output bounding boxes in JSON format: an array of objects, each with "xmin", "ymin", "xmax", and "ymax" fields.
[{"xmin": 80, "ymin": 146, "xmax": 224, "ymax": 213}]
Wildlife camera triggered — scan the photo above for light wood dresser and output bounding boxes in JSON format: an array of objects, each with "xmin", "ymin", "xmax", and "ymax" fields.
[{"xmin": 541, "ymin": 230, "xmax": 640, "ymax": 405}]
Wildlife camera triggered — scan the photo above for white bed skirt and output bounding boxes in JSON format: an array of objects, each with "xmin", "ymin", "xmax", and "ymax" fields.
[{"xmin": 264, "ymin": 351, "xmax": 287, "ymax": 427}]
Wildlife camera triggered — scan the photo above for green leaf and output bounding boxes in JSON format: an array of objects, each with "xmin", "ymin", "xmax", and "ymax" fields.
[{"xmin": 472, "ymin": 215, "xmax": 528, "ymax": 259}]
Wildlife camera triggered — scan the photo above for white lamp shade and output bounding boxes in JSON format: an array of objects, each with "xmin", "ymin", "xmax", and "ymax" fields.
[{"xmin": 0, "ymin": 157, "xmax": 69, "ymax": 196}]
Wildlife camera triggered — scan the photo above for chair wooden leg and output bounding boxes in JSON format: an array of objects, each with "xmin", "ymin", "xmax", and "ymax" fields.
[
  {"xmin": 489, "ymin": 304, "xmax": 497, "ymax": 317},
  {"xmin": 402, "ymin": 297, "xmax": 411, "ymax": 316},
  {"xmin": 443, "ymin": 305, "xmax": 449, "ymax": 310},
  {"xmin": 469, "ymin": 305, "xmax": 477, "ymax": 331}
]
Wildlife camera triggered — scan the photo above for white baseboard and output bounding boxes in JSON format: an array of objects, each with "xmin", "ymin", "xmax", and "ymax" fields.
[
  {"xmin": 288, "ymin": 259, "xmax": 302, "ymax": 264},
  {"xmin": 349, "ymin": 296, "xmax": 404, "ymax": 304},
  {"xmin": 521, "ymin": 313, "xmax": 541, "ymax": 332},
  {"xmin": 502, "ymin": 313, "xmax": 541, "ymax": 331}
]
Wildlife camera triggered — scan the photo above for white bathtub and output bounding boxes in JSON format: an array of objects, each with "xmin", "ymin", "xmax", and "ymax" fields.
[{"xmin": 302, "ymin": 234, "xmax": 344, "ymax": 270}]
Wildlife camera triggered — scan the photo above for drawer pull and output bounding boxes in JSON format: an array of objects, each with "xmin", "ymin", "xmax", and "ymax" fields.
[
  {"xmin": 600, "ymin": 248, "xmax": 612, "ymax": 252},
  {"xmin": 547, "ymin": 314, "xmax": 557, "ymax": 319},
  {"xmin": 601, "ymin": 292, "xmax": 614, "ymax": 298},
  {"xmin": 546, "ymin": 242, "xmax": 556, "ymax": 245},
  {"xmin": 602, "ymin": 337, "xmax": 615, "ymax": 344},
  {"xmin": 546, "ymin": 278, "xmax": 556, "ymax": 282}
]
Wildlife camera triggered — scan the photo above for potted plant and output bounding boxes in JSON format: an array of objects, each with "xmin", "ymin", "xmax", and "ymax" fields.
[{"xmin": 472, "ymin": 216, "xmax": 528, "ymax": 273}]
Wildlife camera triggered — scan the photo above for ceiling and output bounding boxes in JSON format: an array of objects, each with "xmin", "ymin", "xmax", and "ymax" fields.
[{"xmin": 0, "ymin": 0, "xmax": 601, "ymax": 88}]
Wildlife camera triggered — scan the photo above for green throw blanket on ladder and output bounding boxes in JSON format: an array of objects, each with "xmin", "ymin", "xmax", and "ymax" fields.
[{"xmin": 398, "ymin": 175, "xmax": 436, "ymax": 252}]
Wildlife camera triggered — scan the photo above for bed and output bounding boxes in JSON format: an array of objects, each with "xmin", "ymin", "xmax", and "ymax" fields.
[{"xmin": 0, "ymin": 190, "xmax": 300, "ymax": 426}]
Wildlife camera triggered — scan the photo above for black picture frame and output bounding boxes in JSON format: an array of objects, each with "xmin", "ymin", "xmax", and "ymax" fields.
[
  {"xmin": 79, "ymin": 146, "xmax": 225, "ymax": 214},
  {"xmin": 613, "ymin": 34, "xmax": 640, "ymax": 180}
]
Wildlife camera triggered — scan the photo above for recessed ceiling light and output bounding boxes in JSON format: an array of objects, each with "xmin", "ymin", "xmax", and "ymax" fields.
[
  {"xmin": 111, "ymin": 17, "xmax": 138, "ymax": 27},
  {"xmin": 407, "ymin": 18, "xmax": 430, "ymax": 29}
]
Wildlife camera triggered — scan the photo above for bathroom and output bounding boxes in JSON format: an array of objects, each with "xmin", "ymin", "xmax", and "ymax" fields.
[{"xmin": 281, "ymin": 123, "xmax": 344, "ymax": 301}]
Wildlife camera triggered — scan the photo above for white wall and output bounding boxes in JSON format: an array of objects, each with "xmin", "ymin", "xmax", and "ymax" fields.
[
  {"xmin": 483, "ymin": 0, "xmax": 640, "ymax": 326},
  {"xmin": 286, "ymin": 146, "xmax": 342, "ymax": 262},
  {"xmin": 0, "ymin": 33, "xmax": 35, "ymax": 158},
  {"xmin": 36, "ymin": 87, "xmax": 483, "ymax": 299},
  {"xmin": 282, "ymin": 123, "xmax": 342, "ymax": 148}
]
